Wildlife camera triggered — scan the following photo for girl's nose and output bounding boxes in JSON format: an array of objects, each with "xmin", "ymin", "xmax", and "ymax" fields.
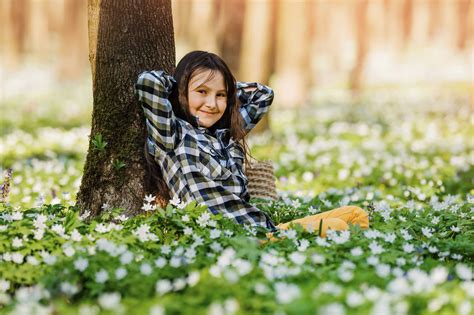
[{"xmin": 205, "ymin": 96, "xmax": 218, "ymax": 108}]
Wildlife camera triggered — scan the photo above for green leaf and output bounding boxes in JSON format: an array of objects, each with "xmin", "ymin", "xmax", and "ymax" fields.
[
  {"xmin": 112, "ymin": 159, "xmax": 126, "ymax": 170},
  {"xmin": 92, "ymin": 133, "xmax": 107, "ymax": 152}
]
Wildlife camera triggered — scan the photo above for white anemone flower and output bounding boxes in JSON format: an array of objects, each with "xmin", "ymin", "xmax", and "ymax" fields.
[
  {"xmin": 144, "ymin": 194, "xmax": 155, "ymax": 203},
  {"xmin": 26, "ymin": 256, "xmax": 39, "ymax": 266},
  {"xmin": 319, "ymin": 303, "xmax": 346, "ymax": 315},
  {"xmin": 115, "ymin": 267, "xmax": 127, "ymax": 280},
  {"xmin": 155, "ymin": 257, "xmax": 167, "ymax": 268},
  {"xmin": 140, "ymin": 263, "xmax": 153, "ymax": 275},
  {"xmin": 368, "ymin": 241, "xmax": 385, "ymax": 255},
  {"xmin": 12, "ymin": 237, "xmax": 23, "ymax": 248},
  {"xmin": 98, "ymin": 292, "xmax": 121, "ymax": 310},
  {"xmin": 187, "ymin": 271, "xmax": 200, "ymax": 287},
  {"xmin": 346, "ymin": 291, "xmax": 364, "ymax": 308},
  {"xmin": 11, "ymin": 211, "xmax": 23, "ymax": 221},
  {"xmin": 60, "ymin": 282, "xmax": 79, "ymax": 296},
  {"xmin": 95, "ymin": 269, "xmax": 109, "ymax": 283},
  {"xmin": 51, "ymin": 224, "xmax": 66, "ymax": 235},
  {"xmin": 0, "ymin": 280, "xmax": 10, "ymax": 293},
  {"xmin": 149, "ymin": 305, "xmax": 165, "ymax": 315},
  {"xmin": 209, "ymin": 229, "xmax": 221, "ymax": 239},
  {"xmin": 172, "ymin": 278, "xmax": 187, "ymax": 291},
  {"xmin": 403, "ymin": 243, "xmax": 414, "ymax": 253},
  {"xmin": 70, "ymin": 229, "xmax": 83, "ymax": 242},
  {"xmin": 141, "ymin": 202, "xmax": 156, "ymax": 212},
  {"xmin": 119, "ymin": 251, "xmax": 133, "ymax": 265},
  {"xmin": 274, "ymin": 282, "xmax": 301, "ymax": 304},
  {"xmin": 450, "ymin": 226, "xmax": 461, "ymax": 233},
  {"xmin": 11, "ymin": 252, "xmax": 24, "ymax": 264},
  {"xmin": 456, "ymin": 263, "xmax": 473, "ymax": 281},
  {"xmin": 376, "ymin": 264, "xmax": 391, "ymax": 278},
  {"xmin": 74, "ymin": 257, "xmax": 88, "ymax": 272},
  {"xmin": 95, "ymin": 223, "xmax": 109, "ymax": 234},
  {"xmin": 421, "ymin": 227, "xmax": 433, "ymax": 238},
  {"xmin": 350, "ymin": 247, "xmax": 363, "ymax": 256},
  {"xmin": 311, "ymin": 253, "xmax": 326, "ymax": 264},
  {"xmin": 170, "ymin": 256, "xmax": 182, "ymax": 268},
  {"xmin": 156, "ymin": 279, "xmax": 172, "ymax": 296},
  {"xmin": 430, "ymin": 266, "xmax": 448, "ymax": 284},
  {"xmin": 196, "ymin": 212, "xmax": 211, "ymax": 227},
  {"xmin": 289, "ymin": 252, "xmax": 306, "ymax": 266},
  {"xmin": 169, "ymin": 196, "xmax": 181, "ymax": 207}
]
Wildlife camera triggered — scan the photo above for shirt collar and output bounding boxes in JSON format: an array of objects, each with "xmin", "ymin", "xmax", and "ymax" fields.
[{"xmin": 197, "ymin": 127, "xmax": 230, "ymax": 135}]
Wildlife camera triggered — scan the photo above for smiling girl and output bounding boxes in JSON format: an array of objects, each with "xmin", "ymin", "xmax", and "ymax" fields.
[{"xmin": 135, "ymin": 50, "xmax": 369, "ymax": 238}]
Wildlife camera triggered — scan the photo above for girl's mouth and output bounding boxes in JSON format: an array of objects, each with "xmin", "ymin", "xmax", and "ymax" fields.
[{"xmin": 200, "ymin": 110, "xmax": 216, "ymax": 115}]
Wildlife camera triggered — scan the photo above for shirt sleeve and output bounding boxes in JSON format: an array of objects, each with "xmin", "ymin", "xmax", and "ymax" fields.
[
  {"xmin": 134, "ymin": 70, "xmax": 178, "ymax": 152},
  {"xmin": 236, "ymin": 81, "xmax": 274, "ymax": 132}
]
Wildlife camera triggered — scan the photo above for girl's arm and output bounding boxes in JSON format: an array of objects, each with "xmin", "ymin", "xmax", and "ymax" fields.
[
  {"xmin": 134, "ymin": 70, "xmax": 178, "ymax": 152},
  {"xmin": 236, "ymin": 81, "xmax": 274, "ymax": 132}
]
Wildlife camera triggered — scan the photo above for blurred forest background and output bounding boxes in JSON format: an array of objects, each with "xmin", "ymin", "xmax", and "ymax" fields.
[{"xmin": 0, "ymin": 0, "xmax": 472, "ymax": 127}]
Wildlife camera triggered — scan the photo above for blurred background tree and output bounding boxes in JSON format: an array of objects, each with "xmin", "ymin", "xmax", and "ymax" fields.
[{"xmin": 0, "ymin": 0, "xmax": 472, "ymax": 126}]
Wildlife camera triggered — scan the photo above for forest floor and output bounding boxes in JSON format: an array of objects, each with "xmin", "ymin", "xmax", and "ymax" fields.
[{"xmin": 0, "ymin": 84, "xmax": 473, "ymax": 314}]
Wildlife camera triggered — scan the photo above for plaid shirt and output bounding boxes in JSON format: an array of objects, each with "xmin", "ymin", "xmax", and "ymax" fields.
[{"xmin": 135, "ymin": 70, "xmax": 276, "ymax": 230}]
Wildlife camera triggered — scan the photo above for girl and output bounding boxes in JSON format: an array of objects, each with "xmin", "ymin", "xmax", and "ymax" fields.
[{"xmin": 135, "ymin": 50, "xmax": 368, "ymax": 237}]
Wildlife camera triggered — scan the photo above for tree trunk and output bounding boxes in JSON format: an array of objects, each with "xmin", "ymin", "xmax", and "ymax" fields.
[
  {"xmin": 349, "ymin": 0, "xmax": 369, "ymax": 93},
  {"xmin": 428, "ymin": 0, "xmax": 441, "ymax": 40},
  {"xmin": 77, "ymin": 0, "xmax": 175, "ymax": 217},
  {"xmin": 383, "ymin": 0, "xmax": 390, "ymax": 41},
  {"xmin": 59, "ymin": 0, "xmax": 89, "ymax": 80},
  {"xmin": 29, "ymin": 0, "xmax": 52, "ymax": 60},
  {"xmin": 8, "ymin": 0, "xmax": 29, "ymax": 68},
  {"xmin": 215, "ymin": 0, "xmax": 245, "ymax": 74},
  {"xmin": 188, "ymin": 0, "xmax": 219, "ymax": 53},
  {"xmin": 402, "ymin": 0, "xmax": 413, "ymax": 46},
  {"xmin": 457, "ymin": 0, "xmax": 471, "ymax": 50},
  {"xmin": 238, "ymin": 0, "xmax": 275, "ymax": 133},
  {"xmin": 0, "ymin": 1, "xmax": 13, "ymax": 69},
  {"xmin": 172, "ymin": 0, "xmax": 192, "ymax": 54},
  {"xmin": 273, "ymin": 0, "xmax": 311, "ymax": 108}
]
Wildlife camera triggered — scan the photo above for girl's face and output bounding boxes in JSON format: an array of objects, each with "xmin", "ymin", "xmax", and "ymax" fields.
[{"xmin": 187, "ymin": 69, "xmax": 227, "ymax": 128}]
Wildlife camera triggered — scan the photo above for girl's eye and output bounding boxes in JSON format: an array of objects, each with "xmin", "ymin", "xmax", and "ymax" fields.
[
  {"xmin": 218, "ymin": 93, "xmax": 227, "ymax": 98},
  {"xmin": 198, "ymin": 90, "xmax": 206, "ymax": 94}
]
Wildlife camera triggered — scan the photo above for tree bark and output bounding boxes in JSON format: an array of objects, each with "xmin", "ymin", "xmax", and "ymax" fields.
[{"xmin": 77, "ymin": 0, "xmax": 175, "ymax": 217}]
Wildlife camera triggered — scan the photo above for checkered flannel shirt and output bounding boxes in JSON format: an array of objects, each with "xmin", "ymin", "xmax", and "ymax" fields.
[{"xmin": 135, "ymin": 70, "xmax": 276, "ymax": 231}]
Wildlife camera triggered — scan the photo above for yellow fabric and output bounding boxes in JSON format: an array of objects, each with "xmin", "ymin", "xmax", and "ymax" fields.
[{"xmin": 265, "ymin": 205, "xmax": 369, "ymax": 241}]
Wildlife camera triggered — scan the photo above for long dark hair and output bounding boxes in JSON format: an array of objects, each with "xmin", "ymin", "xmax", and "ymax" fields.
[{"xmin": 145, "ymin": 51, "xmax": 249, "ymax": 204}]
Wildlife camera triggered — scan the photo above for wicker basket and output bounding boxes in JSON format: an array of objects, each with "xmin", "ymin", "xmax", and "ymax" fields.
[{"xmin": 244, "ymin": 160, "xmax": 278, "ymax": 201}]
